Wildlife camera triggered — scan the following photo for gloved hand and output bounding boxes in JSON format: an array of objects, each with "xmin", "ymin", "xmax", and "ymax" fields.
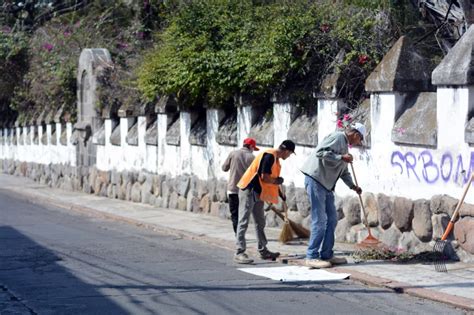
[
  {"xmin": 274, "ymin": 177, "xmax": 284, "ymax": 185},
  {"xmin": 352, "ymin": 185, "xmax": 362, "ymax": 195}
]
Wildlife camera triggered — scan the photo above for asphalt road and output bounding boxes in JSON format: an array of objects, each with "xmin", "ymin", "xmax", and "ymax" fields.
[{"xmin": 0, "ymin": 190, "xmax": 465, "ymax": 315}]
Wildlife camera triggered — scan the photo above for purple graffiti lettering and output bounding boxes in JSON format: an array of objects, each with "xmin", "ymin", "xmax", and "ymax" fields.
[
  {"xmin": 391, "ymin": 151, "xmax": 404, "ymax": 175},
  {"xmin": 419, "ymin": 150, "xmax": 439, "ymax": 184},
  {"xmin": 469, "ymin": 151, "xmax": 474, "ymax": 184},
  {"xmin": 440, "ymin": 152, "xmax": 453, "ymax": 182},
  {"xmin": 405, "ymin": 152, "xmax": 420, "ymax": 182},
  {"xmin": 454, "ymin": 154, "xmax": 468, "ymax": 184}
]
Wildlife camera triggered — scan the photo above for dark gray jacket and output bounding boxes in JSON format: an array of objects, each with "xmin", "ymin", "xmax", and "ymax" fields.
[
  {"xmin": 300, "ymin": 131, "xmax": 355, "ymax": 191},
  {"xmin": 222, "ymin": 147, "xmax": 255, "ymax": 194}
]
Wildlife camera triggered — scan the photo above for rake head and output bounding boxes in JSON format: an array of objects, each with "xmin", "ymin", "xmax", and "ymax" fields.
[
  {"xmin": 433, "ymin": 240, "xmax": 449, "ymax": 272},
  {"xmin": 356, "ymin": 228, "xmax": 383, "ymax": 249}
]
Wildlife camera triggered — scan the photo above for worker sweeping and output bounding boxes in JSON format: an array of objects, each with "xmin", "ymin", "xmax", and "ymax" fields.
[
  {"xmin": 300, "ymin": 123, "xmax": 365, "ymax": 269},
  {"xmin": 234, "ymin": 140, "xmax": 296, "ymax": 264}
]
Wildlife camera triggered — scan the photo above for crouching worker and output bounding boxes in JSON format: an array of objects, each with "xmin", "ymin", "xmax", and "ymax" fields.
[{"xmin": 233, "ymin": 140, "xmax": 296, "ymax": 264}]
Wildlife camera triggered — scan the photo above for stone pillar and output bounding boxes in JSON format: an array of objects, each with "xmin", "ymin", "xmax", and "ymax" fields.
[
  {"xmin": 66, "ymin": 122, "xmax": 75, "ymax": 166},
  {"xmin": 55, "ymin": 123, "xmax": 61, "ymax": 146},
  {"xmin": 104, "ymin": 119, "xmax": 113, "ymax": 147},
  {"xmin": 29, "ymin": 126, "xmax": 34, "ymax": 145},
  {"xmin": 363, "ymin": 36, "xmax": 434, "ymax": 198},
  {"xmin": 206, "ymin": 109, "xmax": 222, "ymax": 179},
  {"xmin": 272, "ymin": 100, "xmax": 291, "ymax": 146},
  {"xmin": 157, "ymin": 113, "xmax": 167, "ymax": 172},
  {"xmin": 38, "ymin": 125, "xmax": 43, "ymax": 145},
  {"xmin": 46, "ymin": 124, "xmax": 52, "ymax": 145},
  {"xmin": 137, "ymin": 116, "xmax": 147, "ymax": 165},
  {"xmin": 433, "ymin": 25, "xmax": 474, "ymax": 168},
  {"xmin": 22, "ymin": 127, "xmax": 27, "ymax": 145},
  {"xmin": 16, "ymin": 126, "xmax": 21, "ymax": 145},
  {"xmin": 119, "ymin": 118, "xmax": 132, "ymax": 147},
  {"xmin": 237, "ymin": 105, "xmax": 252, "ymax": 146},
  {"xmin": 180, "ymin": 111, "xmax": 192, "ymax": 174},
  {"xmin": 76, "ymin": 48, "xmax": 112, "ymax": 168},
  {"xmin": 317, "ymin": 99, "xmax": 344, "ymax": 141}
]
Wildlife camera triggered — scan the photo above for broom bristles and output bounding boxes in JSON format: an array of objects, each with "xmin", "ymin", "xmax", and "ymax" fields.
[
  {"xmin": 279, "ymin": 221, "xmax": 295, "ymax": 243},
  {"xmin": 269, "ymin": 205, "xmax": 310, "ymax": 240},
  {"xmin": 289, "ymin": 220, "xmax": 310, "ymax": 238}
]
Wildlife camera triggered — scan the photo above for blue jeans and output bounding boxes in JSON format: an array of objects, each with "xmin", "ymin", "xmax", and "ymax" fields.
[{"xmin": 305, "ymin": 175, "xmax": 337, "ymax": 260}]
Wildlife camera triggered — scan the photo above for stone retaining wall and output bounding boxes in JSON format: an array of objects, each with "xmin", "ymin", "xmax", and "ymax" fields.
[{"xmin": 3, "ymin": 158, "xmax": 473, "ymax": 262}]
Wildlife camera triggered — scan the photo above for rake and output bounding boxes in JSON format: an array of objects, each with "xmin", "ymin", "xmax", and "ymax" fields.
[
  {"xmin": 350, "ymin": 163, "xmax": 381, "ymax": 248},
  {"xmin": 433, "ymin": 172, "xmax": 473, "ymax": 272}
]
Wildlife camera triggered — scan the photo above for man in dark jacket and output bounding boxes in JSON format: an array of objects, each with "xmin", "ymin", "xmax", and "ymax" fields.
[{"xmin": 222, "ymin": 138, "xmax": 258, "ymax": 234}]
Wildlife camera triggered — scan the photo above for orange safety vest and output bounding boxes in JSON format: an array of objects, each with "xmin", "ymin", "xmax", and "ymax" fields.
[{"xmin": 237, "ymin": 149, "xmax": 281, "ymax": 204}]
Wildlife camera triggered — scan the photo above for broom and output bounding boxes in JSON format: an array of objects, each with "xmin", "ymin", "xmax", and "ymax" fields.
[
  {"xmin": 267, "ymin": 205, "xmax": 310, "ymax": 238},
  {"xmin": 433, "ymin": 172, "xmax": 473, "ymax": 272},
  {"xmin": 278, "ymin": 191, "xmax": 295, "ymax": 244}
]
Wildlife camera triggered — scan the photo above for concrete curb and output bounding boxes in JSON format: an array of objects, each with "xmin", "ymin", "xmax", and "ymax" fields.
[
  {"xmin": 333, "ymin": 268, "xmax": 474, "ymax": 311},
  {"xmin": 4, "ymin": 186, "xmax": 474, "ymax": 312}
]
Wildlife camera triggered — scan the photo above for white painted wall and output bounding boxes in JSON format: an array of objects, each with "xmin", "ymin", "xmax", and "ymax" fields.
[
  {"xmin": 3, "ymin": 86, "xmax": 474, "ymax": 203},
  {"xmin": 1, "ymin": 123, "xmax": 75, "ymax": 166}
]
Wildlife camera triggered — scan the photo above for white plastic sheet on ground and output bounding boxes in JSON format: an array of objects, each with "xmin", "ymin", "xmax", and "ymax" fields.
[{"xmin": 239, "ymin": 266, "xmax": 350, "ymax": 282}]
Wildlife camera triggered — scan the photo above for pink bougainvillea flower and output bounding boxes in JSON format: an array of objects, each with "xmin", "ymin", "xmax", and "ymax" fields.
[
  {"xmin": 358, "ymin": 54, "xmax": 369, "ymax": 65},
  {"xmin": 343, "ymin": 114, "xmax": 351, "ymax": 121},
  {"xmin": 42, "ymin": 43, "xmax": 54, "ymax": 52},
  {"xmin": 337, "ymin": 120, "xmax": 343, "ymax": 128}
]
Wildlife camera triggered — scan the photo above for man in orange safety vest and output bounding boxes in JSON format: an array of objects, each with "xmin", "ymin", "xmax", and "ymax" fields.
[{"xmin": 233, "ymin": 140, "xmax": 296, "ymax": 264}]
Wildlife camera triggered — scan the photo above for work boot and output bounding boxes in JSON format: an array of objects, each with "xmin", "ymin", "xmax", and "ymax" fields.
[
  {"xmin": 305, "ymin": 258, "xmax": 332, "ymax": 269},
  {"xmin": 234, "ymin": 252, "xmax": 254, "ymax": 264},
  {"xmin": 324, "ymin": 256, "xmax": 347, "ymax": 265},
  {"xmin": 259, "ymin": 248, "xmax": 280, "ymax": 260}
]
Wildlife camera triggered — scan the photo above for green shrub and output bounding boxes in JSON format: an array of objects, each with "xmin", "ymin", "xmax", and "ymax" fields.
[
  {"xmin": 0, "ymin": 29, "xmax": 28, "ymax": 122},
  {"xmin": 137, "ymin": 0, "xmax": 399, "ymax": 108}
]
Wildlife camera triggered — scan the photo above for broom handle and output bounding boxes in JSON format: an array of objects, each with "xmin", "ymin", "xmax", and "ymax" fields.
[
  {"xmin": 349, "ymin": 163, "xmax": 372, "ymax": 235},
  {"xmin": 441, "ymin": 172, "xmax": 474, "ymax": 241},
  {"xmin": 279, "ymin": 186, "xmax": 289, "ymax": 223}
]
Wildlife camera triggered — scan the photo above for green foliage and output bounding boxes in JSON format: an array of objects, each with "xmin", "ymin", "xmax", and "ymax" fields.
[
  {"xmin": 0, "ymin": 29, "xmax": 28, "ymax": 118},
  {"xmin": 137, "ymin": 0, "xmax": 400, "ymax": 108},
  {"xmin": 0, "ymin": 29, "xmax": 27, "ymax": 60},
  {"xmin": 8, "ymin": 0, "xmax": 157, "ymax": 124}
]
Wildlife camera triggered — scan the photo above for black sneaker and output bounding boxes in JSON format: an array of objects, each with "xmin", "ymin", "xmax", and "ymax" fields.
[{"xmin": 259, "ymin": 249, "xmax": 280, "ymax": 260}]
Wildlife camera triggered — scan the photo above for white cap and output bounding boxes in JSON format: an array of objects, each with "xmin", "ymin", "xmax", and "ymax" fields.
[{"xmin": 351, "ymin": 122, "xmax": 366, "ymax": 140}]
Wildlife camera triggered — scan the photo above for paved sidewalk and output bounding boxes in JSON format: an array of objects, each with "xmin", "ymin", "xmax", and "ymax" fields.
[{"xmin": 1, "ymin": 174, "xmax": 473, "ymax": 311}]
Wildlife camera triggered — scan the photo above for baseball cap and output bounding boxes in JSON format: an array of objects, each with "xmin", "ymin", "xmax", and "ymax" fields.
[
  {"xmin": 279, "ymin": 140, "xmax": 296, "ymax": 154},
  {"xmin": 351, "ymin": 123, "xmax": 366, "ymax": 141},
  {"xmin": 243, "ymin": 137, "xmax": 259, "ymax": 151}
]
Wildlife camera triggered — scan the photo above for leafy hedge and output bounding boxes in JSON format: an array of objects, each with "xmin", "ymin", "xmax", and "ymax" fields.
[
  {"xmin": 0, "ymin": 0, "xmax": 425, "ymax": 124},
  {"xmin": 4, "ymin": 0, "xmax": 160, "ymax": 125},
  {"xmin": 0, "ymin": 29, "xmax": 28, "ymax": 123},
  {"xmin": 137, "ymin": 0, "xmax": 401, "ymax": 109}
]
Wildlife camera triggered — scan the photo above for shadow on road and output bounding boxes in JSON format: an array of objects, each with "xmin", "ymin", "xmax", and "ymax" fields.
[{"xmin": 0, "ymin": 226, "xmax": 127, "ymax": 314}]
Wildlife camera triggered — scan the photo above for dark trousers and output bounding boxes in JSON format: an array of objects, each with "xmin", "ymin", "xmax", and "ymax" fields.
[{"xmin": 228, "ymin": 193, "xmax": 239, "ymax": 234}]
